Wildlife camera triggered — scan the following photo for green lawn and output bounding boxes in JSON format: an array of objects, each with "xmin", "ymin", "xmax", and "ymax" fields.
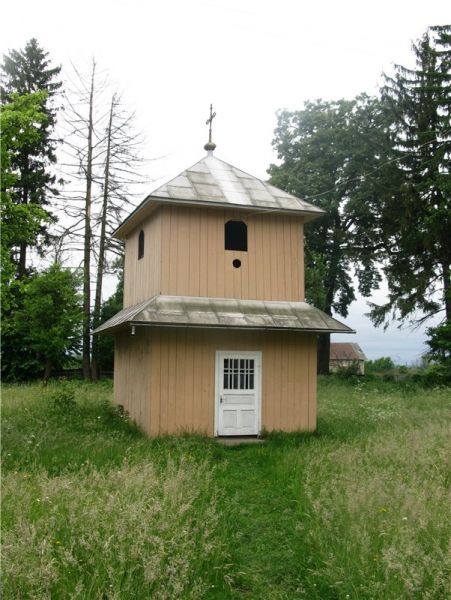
[{"xmin": 2, "ymin": 378, "xmax": 450, "ymax": 599}]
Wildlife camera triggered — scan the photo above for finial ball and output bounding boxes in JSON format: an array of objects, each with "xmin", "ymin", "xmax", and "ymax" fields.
[{"xmin": 204, "ymin": 141, "xmax": 216, "ymax": 152}]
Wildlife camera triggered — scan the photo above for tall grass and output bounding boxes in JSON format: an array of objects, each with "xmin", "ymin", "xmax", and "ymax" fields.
[
  {"xmin": 2, "ymin": 378, "xmax": 450, "ymax": 598},
  {"xmin": 2, "ymin": 460, "xmax": 228, "ymax": 599}
]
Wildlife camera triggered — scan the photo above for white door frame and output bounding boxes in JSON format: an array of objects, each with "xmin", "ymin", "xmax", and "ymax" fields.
[{"xmin": 214, "ymin": 350, "xmax": 262, "ymax": 436}]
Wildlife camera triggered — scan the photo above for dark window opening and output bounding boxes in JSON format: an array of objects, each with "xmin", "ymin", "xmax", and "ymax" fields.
[
  {"xmin": 225, "ymin": 220, "xmax": 247, "ymax": 251},
  {"xmin": 223, "ymin": 358, "xmax": 255, "ymax": 390},
  {"xmin": 138, "ymin": 230, "xmax": 144, "ymax": 260},
  {"xmin": 233, "ymin": 259, "xmax": 241, "ymax": 269}
]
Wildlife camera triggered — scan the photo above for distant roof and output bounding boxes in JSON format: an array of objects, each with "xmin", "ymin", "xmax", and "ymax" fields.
[
  {"xmin": 94, "ymin": 295, "xmax": 355, "ymax": 335},
  {"xmin": 114, "ymin": 154, "xmax": 324, "ymax": 239},
  {"xmin": 330, "ymin": 343, "xmax": 366, "ymax": 361}
]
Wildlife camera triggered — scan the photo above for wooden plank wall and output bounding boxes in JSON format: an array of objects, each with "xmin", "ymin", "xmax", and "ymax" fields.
[
  {"xmin": 113, "ymin": 330, "xmax": 152, "ymax": 434},
  {"xmin": 139, "ymin": 327, "xmax": 317, "ymax": 436},
  {"xmin": 159, "ymin": 206, "xmax": 305, "ymax": 301},
  {"xmin": 123, "ymin": 211, "xmax": 162, "ymax": 308},
  {"xmin": 122, "ymin": 205, "xmax": 305, "ymax": 306}
]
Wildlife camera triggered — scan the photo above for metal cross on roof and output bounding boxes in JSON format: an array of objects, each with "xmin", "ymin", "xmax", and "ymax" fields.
[{"xmin": 204, "ymin": 104, "xmax": 217, "ymax": 152}]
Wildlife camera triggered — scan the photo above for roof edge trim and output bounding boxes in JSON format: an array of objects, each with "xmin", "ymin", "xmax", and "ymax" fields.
[{"xmin": 113, "ymin": 195, "xmax": 325, "ymax": 239}]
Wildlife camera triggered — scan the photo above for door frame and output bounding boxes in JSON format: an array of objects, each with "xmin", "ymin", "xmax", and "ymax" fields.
[{"xmin": 214, "ymin": 350, "xmax": 262, "ymax": 437}]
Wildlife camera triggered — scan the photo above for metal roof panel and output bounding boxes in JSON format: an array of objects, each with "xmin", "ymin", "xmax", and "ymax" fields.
[
  {"xmin": 94, "ymin": 295, "xmax": 355, "ymax": 335},
  {"xmin": 113, "ymin": 154, "xmax": 325, "ymax": 238}
]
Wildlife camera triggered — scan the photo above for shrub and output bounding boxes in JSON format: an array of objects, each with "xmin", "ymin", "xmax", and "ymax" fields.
[
  {"xmin": 365, "ymin": 356, "xmax": 395, "ymax": 373},
  {"xmin": 335, "ymin": 361, "xmax": 362, "ymax": 379},
  {"xmin": 412, "ymin": 364, "xmax": 451, "ymax": 387},
  {"xmin": 49, "ymin": 385, "xmax": 77, "ymax": 412}
]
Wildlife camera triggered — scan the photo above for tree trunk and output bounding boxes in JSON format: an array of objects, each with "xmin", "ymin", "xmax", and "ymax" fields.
[
  {"xmin": 317, "ymin": 334, "xmax": 330, "ymax": 375},
  {"xmin": 82, "ymin": 63, "xmax": 95, "ymax": 381},
  {"xmin": 92, "ymin": 95, "xmax": 114, "ymax": 382},
  {"xmin": 18, "ymin": 161, "xmax": 29, "ymax": 278},
  {"xmin": 43, "ymin": 359, "xmax": 52, "ymax": 383},
  {"xmin": 18, "ymin": 242, "xmax": 27, "ymax": 277},
  {"xmin": 444, "ymin": 261, "xmax": 451, "ymax": 322}
]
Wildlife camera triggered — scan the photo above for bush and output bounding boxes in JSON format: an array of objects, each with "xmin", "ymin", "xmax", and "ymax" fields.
[
  {"xmin": 365, "ymin": 356, "xmax": 395, "ymax": 373},
  {"xmin": 412, "ymin": 364, "xmax": 451, "ymax": 387},
  {"xmin": 425, "ymin": 321, "xmax": 451, "ymax": 385},
  {"xmin": 49, "ymin": 385, "xmax": 77, "ymax": 412},
  {"xmin": 335, "ymin": 361, "xmax": 362, "ymax": 379}
]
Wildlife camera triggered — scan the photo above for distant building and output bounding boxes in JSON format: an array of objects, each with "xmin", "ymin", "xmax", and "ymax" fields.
[{"xmin": 330, "ymin": 343, "xmax": 367, "ymax": 375}]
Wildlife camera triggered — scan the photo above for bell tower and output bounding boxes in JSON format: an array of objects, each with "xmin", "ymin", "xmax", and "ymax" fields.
[{"xmin": 95, "ymin": 108, "xmax": 353, "ymax": 438}]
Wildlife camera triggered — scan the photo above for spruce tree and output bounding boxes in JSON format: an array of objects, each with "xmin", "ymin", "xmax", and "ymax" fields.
[
  {"xmin": 371, "ymin": 25, "xmax": 451, "ymax": 326},
  {"xmin": 1, "ymin": 38, "xmax": 62, "ymax": 276}
]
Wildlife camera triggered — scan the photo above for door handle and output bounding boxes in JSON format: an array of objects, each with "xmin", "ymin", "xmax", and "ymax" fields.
[{"xmin": 220, "ymin": 395, "xmax": 223, "ymax": 404}]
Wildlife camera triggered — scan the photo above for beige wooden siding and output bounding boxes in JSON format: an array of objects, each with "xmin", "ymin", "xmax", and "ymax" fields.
[
  {"xmin": 113, "ymin": 329, "xmax": 151, "ymax": 434},
  {"xmin": 123, "ymin": 211, "xmax": 162, "ymax": 307},
  {"xmin": 159, "ymin": 206, "xmax": 305, "ymax": 301},
  {"xmin": 113, "ymin": 327, "xmax": 317, "ymax": 436}
]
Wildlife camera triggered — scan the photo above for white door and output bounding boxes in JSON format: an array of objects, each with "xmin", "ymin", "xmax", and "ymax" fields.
[{"xmin": 215, "ymin": 351, "xmax": 261, "ymax": 436}]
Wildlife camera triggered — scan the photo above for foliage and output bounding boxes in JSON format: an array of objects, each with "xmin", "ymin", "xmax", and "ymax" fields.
[
  {"xmin": 93, "ymin": 261, "xmax": 124, "ymax": 373},
  {"xmin": 2, "ymin": 379, "xmax": 450, "ymax": 598},
  {"xmin": 365, "ymin": 356, "xmax": 396, "ymax": 373},
  {"xmin": 334, "ymin": 360, "xmax": 362, "ymax": 379},
  {"xmin": 269, "ymin": 95, "xmax": 399, "ymax": 373},
  {"xmin": 369, "ymin": 25, "xmax": 451, "ymax": 327},
  {"xmin": 1, "ymin": 92, "xmax": 51, "ymax": 295},
  {"xmin": 49, "ymin": 385, "xmax": 78, "ymax": 412},
  {"xmin": 1, "ymin": 39, "xmax": 62, "ymax": 274},
  {"xmin": 269, "ymin": 95, "xmax": 396, "ymax": 319},
  {"xmin": 1, "ymin": 264, "xmax": 83, "ymax": 381},
  {"xmin": 1, "ymin": 92, "xmax": 54, "ymax": 373},
  {"xmin": 304, "ymin": 250, "xmax": 328, "ymax": 310},
  {"xmin": 426, "ymin": 320, "xmax": 451, "ymax": 362},
  {"xmin": 423, "ymin": 321, "xmax": 451, "ymax": 384}
]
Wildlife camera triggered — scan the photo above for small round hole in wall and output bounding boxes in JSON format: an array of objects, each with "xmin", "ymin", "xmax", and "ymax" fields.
[{"xmin": 232, "ymin": 259, "xmax": 241, "ymax": 269}]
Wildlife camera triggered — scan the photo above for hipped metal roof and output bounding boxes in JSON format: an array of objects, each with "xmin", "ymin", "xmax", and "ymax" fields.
[
  {"xmin": 94, "ymin": 295, "xmax": 354, "ymax": 335},
  {"xmin": 114, "ymin": 154, "xmax": 324, "ymax": 239}
]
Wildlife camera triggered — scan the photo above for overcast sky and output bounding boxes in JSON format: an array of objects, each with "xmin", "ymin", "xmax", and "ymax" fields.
[{"xmin": 2, "ymin": 0, "xmax": 449, "ymax": 362}]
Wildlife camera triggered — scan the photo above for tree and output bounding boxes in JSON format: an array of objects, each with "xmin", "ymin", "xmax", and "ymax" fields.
[
  {"xmin": 1, "ymin": 39, "xmax": 62, "ymax": 276},
  {"xmin": 269, "ymin": 95, "xmax": 397, "ymax": 373},
  {"xmin": 90, "ymin": 94, "xmax": 143, "ymax": 380},
  {"xmin": 1, "ymin": 91, "xmax": 52, "ymax": 373},
  {"xmin": 365, "ymin": 357, "xmax": 395, "ymax": 373},
  {"xmin": 425, "ymin": 322, "xmax": 451, "ymax": 383},
  {"xmin": 370, "ymin": 25, "xmax": 451, "ymax": 328},
  {"xmin": 1, "ymin": 92, "xmax": 51, "ymax": 297},
  {"xmin": 1, "ymin": 264, "xmax": 83, "ymax": 382},
  {"xmin": 93, "ymin": 262, "xmax": 124, "ymax": 375},
  {"xmin": 60, "ymin": 64, "xmax": 145, "ymax": 380}
]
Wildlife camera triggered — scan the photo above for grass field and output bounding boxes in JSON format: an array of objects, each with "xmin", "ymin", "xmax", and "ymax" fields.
[{"xmin": 2, "ymin": 378, "xmax": 450, "ymax": 599}]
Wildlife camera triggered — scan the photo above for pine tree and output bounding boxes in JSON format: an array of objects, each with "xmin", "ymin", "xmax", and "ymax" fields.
[
  {"xmin": 1, "ymin": 38, "xmax": 62, "ymax": 276},
  {"xmin": 371, "ymin": 25, "xmax": 451, "ymax": 326}
]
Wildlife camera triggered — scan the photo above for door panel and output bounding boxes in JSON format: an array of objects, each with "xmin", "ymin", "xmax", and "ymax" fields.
[{"xmin": 216, "ymin": 352, "xmax": 261, "ymax": 436}]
